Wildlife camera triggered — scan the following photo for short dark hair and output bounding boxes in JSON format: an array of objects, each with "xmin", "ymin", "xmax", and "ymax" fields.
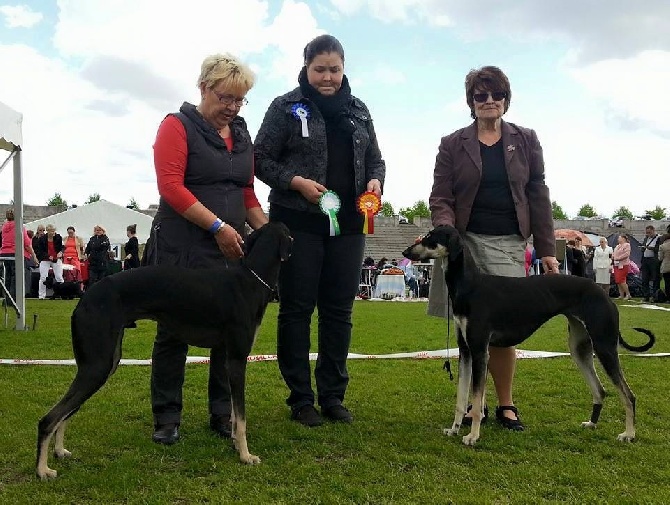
[
  {"xmin": 645, "ymin": 225, "xmax": 655, "ymax": 231},
  {"xmin": 303, "ymin": 34, "xmax": 345, "ymax": 66},
  {"xmin": 127, "ymin": 224, "xmax": 137, "ymax": 234},
  {"xmin": 67, "ymin": 226, "xmax": 75, "ymax": 232},
  {"xmin": 465, "ymin": 66, "xmax": 512, "ymax": 120}
]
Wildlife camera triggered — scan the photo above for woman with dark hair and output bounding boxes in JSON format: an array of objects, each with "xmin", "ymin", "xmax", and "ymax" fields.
[
  {"xmin": 36, "ymin": 224, "xmax": 65, "ymax": 299},
  {"xmin": 1, "ymin": 208, "xmax": 37, "ymax": 302},
  {"xmin": 63, "ymin": 226, "xmax": 85, "ymax": 271},
  {"xmin": 123, "ymin": 224, "xmax": 140, "ymax": 270},
  {"xmin": 428, "ymin": 65, "xmax": 559, "ymax": 431},
  {"xmin": 255, "ymin": 34, "xmax": 386, "ymax": 426}
]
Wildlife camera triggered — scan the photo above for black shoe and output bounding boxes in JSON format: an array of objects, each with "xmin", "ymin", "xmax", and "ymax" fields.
[
  {"xmin": 322, "ymin": 405, "xmax": 353, "ymax": 423},
  {"xmin": 291, "ymin": 405, "xmax": 324, "ymax": 427},
  {"xmin": 209, "ymin": 414, "xmax": 232, "ymax": 438},
  {"xmin": 461, "ymin": 404, "xmax": 488, "ymax": 427},
  {"xmin": 495, "ymin": 405, "xmax": 525, "ymax": 431},
  {"xmin": 152, "ymin": 423, "xmax": 180, "ymax": 445}
]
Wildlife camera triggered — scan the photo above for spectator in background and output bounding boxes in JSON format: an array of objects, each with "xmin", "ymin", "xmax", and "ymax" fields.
[
  {"xmin": 1, "ymin": 208, "xmax": 38, "ymax": 303},
  {"xmin": 658, "ymin": 231, "xmax": 670, "ymax": 302},
  {"xmin": 613, "ymin": 234, "xmax": 632, "ymax": 300},
  {"xmin": 639, "ymin": 225, "xmax": 661, "ymax": 302},
  {"xmin": 85, "ymin": 225, "xmax": 111, "ymax": 287},
  {"xmin": 35, "ymin": 224, "xmax": 64, "ymax": 300},
  {"xmin": 63, "ymin": 226, "xmax": 85, "ymax": 272},
  {"xmin": 403, "ymin": 260, "xmax": 419, "ymax": 298},
  {"xmin": 592, "ymin": 236, "xmax": 613, "ymax": 294},
  {"xmin": 568, "ymin": 239, "xmax": 586, "ymax": 277},
  {"xmin": 123, "ymin": 224, "xmax": 140, "ymax": 270},
  {"xmin": 32, "ymin": 225, "xmax": 45, "ymax": 254}
]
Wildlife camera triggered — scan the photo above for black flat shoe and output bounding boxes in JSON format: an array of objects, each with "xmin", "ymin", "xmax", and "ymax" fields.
[
  {"xmin": 322, "ymin": 405, "xmax": 353, "ymax": 423},
  {"xmin": 495, "ymin": 405, "xmax": 525, "ymax": 431},
  {"xmin": 461, "ymin": 404, "xmax": 488, "ymax": 426},
  {"xmin": 209, "ymin": 414, "xmax": 232, "ymax": 438},
  {"xmin": 291, "ymin": 405, "xmax": 324, "ymax": 427},
  {"xmin": 152, "ymin": 423, "xmax": 180, "ymax": 445}
]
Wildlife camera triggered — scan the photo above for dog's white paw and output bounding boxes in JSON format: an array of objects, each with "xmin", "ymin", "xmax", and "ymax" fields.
[
  {"xmin": 240, "ymin": 454, "xmax": 261, "ymax": 465},
  {"xmin": 443, "ymin": 427, "xmax": 459, "ymax": 437},
  {"xmin": 617, "ymin": 432, "xmax": 635, "ymax": 442},
  {"xmin": 462, "ymin": 433, "xmax": 479, "ymax": 446},
  {"xmin": 37, "ymin": 467, "xmax": 57, "ymax": 480},
  {"xmin": 581, "ymin": 421, "xmax": 597, "ymax": 429},
  {"xmin": 54, "ymin": 448, "xmax": 72, "ymax": 459}
]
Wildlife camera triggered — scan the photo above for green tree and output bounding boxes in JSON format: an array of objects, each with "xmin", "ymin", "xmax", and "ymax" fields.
[
  {"xmin": 127, "ymin": 197, "xmax": 140, "ymax": 211},
  {"xmin": 551, "ymin": 201, "xmax": 567, "ymax": 220},
  {"xmin": 577, "ymin": 204, "xmax": 597, "ymax": 218},
  {"xmin": 398, "ymin": 200, "xmax": 430, "ymax": 224},
  {"xmin": 644, "ymin": 206, "xmax": 667, "ymax": 220},
  {"xmin": 46, "ymin": 192, "xmax": 68, "ymax": 207},
  {"xmin": 611, "ymin": 206, "xmax": 633, "ymax": 219},
  {"xmin": 380, "ymin": 201, "xmax": 395, "ymax": 217},
  {"xmin": 85, "ymin": 193, "xmax": 101, "ymax": 204}
]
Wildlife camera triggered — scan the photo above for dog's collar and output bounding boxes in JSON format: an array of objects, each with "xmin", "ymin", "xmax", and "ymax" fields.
[{"xmin": 244, "ymin": 264, "xmax": 275, "ymax": 293}]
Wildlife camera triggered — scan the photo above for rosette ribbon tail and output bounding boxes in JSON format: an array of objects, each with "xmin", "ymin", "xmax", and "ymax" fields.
[
  {"xmin": 364, "ymin": 210, "xmax": 375, "ymax": 234},
  {"xmin": 328, "ymin": 210, "xmax": 341, "ymax": 236}
]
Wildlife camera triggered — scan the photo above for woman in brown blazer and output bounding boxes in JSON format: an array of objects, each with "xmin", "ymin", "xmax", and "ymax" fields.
[{"xmin": 429, "ymin": 66, "xmax": 559, "ymax": 430}]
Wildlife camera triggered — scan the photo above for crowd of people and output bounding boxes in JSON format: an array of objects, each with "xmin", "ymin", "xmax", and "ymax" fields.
[{"xmin": 1, "ymin": 217, "xmax": 141, "ymax": 301}]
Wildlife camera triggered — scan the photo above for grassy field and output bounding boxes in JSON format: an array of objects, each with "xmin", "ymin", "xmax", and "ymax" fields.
[{"xmin": 0, "ymin": 298, "xmax": 668, "ymax": 504}]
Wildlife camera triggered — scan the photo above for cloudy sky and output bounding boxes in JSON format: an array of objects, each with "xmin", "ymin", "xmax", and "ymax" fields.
[{"xmin": 0, "ymin": 0, "xmax": 668, "ymax": 218}]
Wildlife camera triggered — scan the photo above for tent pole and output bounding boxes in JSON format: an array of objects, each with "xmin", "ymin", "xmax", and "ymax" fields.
[
  {"xmin": 13, "ymin": 148, "xmax": 26, "ymax": 330},
  {"xmin": 0, "ymin": 148, "xmax": 16, "ymax": 175}
]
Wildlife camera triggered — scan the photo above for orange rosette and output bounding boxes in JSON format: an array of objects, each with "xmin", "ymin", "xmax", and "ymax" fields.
[{"xmin": 356, "ymin": 191, "xmax": 381, "ymax": 234}]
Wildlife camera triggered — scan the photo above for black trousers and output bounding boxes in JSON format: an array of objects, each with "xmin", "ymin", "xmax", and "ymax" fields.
[
  {"xmin": 87, "ymin": 266, "xmax": 107, "ymax": 287},
  {"xmin": 277, "ymin": 231, "xmax": 365, "ymax": 411},
  {"xmin": 640, "ymin": 257, "xmax": 660, "ymax": 298},
  {"xmin": 151, "ymin": 324, "xmax": 230, "ymax": 426},
  {"xmin": 663, "ymin": 272, "xmax": 670, "ymax": 300}
]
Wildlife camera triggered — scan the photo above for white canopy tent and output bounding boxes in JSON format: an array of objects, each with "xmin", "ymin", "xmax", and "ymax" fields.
[
  {"xmin": 0, "ymin": 100, "xmax": 26, "ymax": 330},
  {"xmin": 27, "ymin": 199, "xmax": 155, "ymax": 247}
]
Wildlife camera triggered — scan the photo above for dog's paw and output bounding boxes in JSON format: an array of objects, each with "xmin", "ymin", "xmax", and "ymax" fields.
[
  {"xmin": 581, "ymin": 421, "xmax": 597, "ymax": 429},
  {"xmin": 54, "ymin": 448, "xmax": 71, "ymax": 459},
  {"xmin": 443, "ymin": 427, "xmax": 459, "ymax": 437},
  {"xmin": 462, "ymin": 434, "xmax": 479, "ymax": 446},
  {"xmin": 240, "ymin": 454, "xmax": 261, "ymax": 465},
  {"xmin": 36, "ymin": 467, "xmax": 57, "ymax": 480},
  {"xmin": 617, "ymin": 432, "xmax": 635, "ymax": 442}
]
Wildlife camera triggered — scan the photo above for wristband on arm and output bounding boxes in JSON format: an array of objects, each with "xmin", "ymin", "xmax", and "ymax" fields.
[{"xmin": 208, "ymin": 218, "xmax": 225, "ymax": 234}]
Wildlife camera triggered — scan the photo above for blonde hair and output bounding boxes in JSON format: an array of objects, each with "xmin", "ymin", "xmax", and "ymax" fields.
[
  {"xmin": 46, "ymin": 224, "xmax": 56, "ymax": 232},
  {"xmin": 197, "ymin": 53, "xmax": 255, "ymax": 93},
  {"xmin": 94, "ymin": 225, "xmax": 106, "ymax": 234}
]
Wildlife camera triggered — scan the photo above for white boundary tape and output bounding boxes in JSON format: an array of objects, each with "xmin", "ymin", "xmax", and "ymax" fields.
[{"xmin": 2, "ymin": 349, "xmax": 668, "ymax": 366}]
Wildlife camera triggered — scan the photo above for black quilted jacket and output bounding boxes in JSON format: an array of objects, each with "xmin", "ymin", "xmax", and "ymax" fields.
[{"xmin": 254, "ymin": 87, "xmax": 386, "ymax": 214}]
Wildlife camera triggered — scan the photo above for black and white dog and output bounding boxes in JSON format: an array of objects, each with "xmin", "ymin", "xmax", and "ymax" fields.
[
  {"xmin": 403, "ymin": 225, "xmax": 655, "ymax": 446},
  {"xmin": 36, "ymin": 222, "xmax": 292, "ymax": 480}
]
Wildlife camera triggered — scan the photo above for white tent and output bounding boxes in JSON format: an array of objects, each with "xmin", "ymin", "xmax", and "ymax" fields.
[
  {"xmin": 27, "ymin": 199, "xmax": 155, "ymax": 247},
  {"xmin": 0, "ymin": 100, "xmax": 26, "ymax": 330}
]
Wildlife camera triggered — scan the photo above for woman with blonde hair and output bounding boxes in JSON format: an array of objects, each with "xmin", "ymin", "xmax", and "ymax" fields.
[
  {"xmin": 593, "ymin": 237, "xmax": 614, "ymax": 294},
  {"xmin": 146, "ymin": 52, "xmax": 267, "ymax": 445},
  {"xmin": 35, "ymin": 224, "xmax": 65, "ymax": 299},
  {"xmin": 84, "ymin": 225, "xmax": 110, "ymax": 287}
]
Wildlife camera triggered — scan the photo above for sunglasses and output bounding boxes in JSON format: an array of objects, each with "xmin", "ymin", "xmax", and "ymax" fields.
[{"xmin": 473, "ymin": 91, "xmax": 507, "ymax": 103}]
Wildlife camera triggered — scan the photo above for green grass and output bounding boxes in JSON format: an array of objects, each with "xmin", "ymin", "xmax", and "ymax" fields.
[{"xmin": 0, "ymin": 299, "xmax": 669, "ymax": 504}]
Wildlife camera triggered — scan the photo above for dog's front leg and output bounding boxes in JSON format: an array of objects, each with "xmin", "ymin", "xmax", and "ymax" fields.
[
  {"xmin": 227, "ymin": 359, "xmax": 260, "ymax": 465},
  {"xmin": 444, "ymin": 347, "xmax": 471, "ymax": 437}
]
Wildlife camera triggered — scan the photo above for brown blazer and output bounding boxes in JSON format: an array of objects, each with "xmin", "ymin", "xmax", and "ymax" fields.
[{"xmin": 429, "ymin": 120, "xmax": 556, "ymax": 258}]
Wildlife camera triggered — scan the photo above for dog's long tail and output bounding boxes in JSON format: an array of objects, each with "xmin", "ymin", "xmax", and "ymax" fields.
[{"xmin": 619, "ymin": 328, "xmax": 655, "ymax": 352}]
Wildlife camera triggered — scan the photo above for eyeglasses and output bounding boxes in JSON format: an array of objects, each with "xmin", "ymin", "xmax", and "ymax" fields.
[
  {"xmin": 212, "ymin": 90, "xmax": 248, "ymax": 107},
  {"xmin": 473, "ymin": 91, "xmax": 507, "ymax": 103}
]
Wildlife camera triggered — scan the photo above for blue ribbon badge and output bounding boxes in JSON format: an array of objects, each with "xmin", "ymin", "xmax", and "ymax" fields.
[{"xmin": 291, "ymin": 103, "xmax": 310, "ymax": 138}]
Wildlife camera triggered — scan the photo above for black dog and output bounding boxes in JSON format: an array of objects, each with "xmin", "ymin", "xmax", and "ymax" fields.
[
  {"xmin": 36, "ymin": 222, "xmax": 292, "ymax": 480},
  {"xmin": 44, "ymin": 277, "xmax": 82, "ymax": 300},
  {"xmin": 403, "ymin": 225, "xmax": 655, "ymax": 446}
]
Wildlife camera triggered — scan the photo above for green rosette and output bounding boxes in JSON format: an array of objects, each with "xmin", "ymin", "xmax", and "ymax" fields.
[{"xmin": 319, "ymin": 190, "xmax": 341, "ymax": 236}]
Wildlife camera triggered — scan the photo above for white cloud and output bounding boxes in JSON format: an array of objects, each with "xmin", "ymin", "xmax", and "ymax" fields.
[{"xmin": 0, "ymin": 4, "xmax": 43, "ymax": 28}]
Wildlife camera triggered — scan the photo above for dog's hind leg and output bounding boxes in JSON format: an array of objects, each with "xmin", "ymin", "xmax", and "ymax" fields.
[
  {"xmin": 567, "ymin": 316, "xmax": 606, "ymax": 430},
  {"xmin": 227, "ymin": 358, "xmax": 260, "ymax": 465},
  {"xmin": 592, "ymin": 344, "xmax": 637, "ymax": 442},
  {"xmin": 54, "ymin": 419, "xmax": 72, "ymax": 459}
]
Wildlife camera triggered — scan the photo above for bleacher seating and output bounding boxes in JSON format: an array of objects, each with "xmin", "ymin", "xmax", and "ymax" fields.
[{"xmin": 363, "ymin": 217, "xmax": 432, "ymax": 263}]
